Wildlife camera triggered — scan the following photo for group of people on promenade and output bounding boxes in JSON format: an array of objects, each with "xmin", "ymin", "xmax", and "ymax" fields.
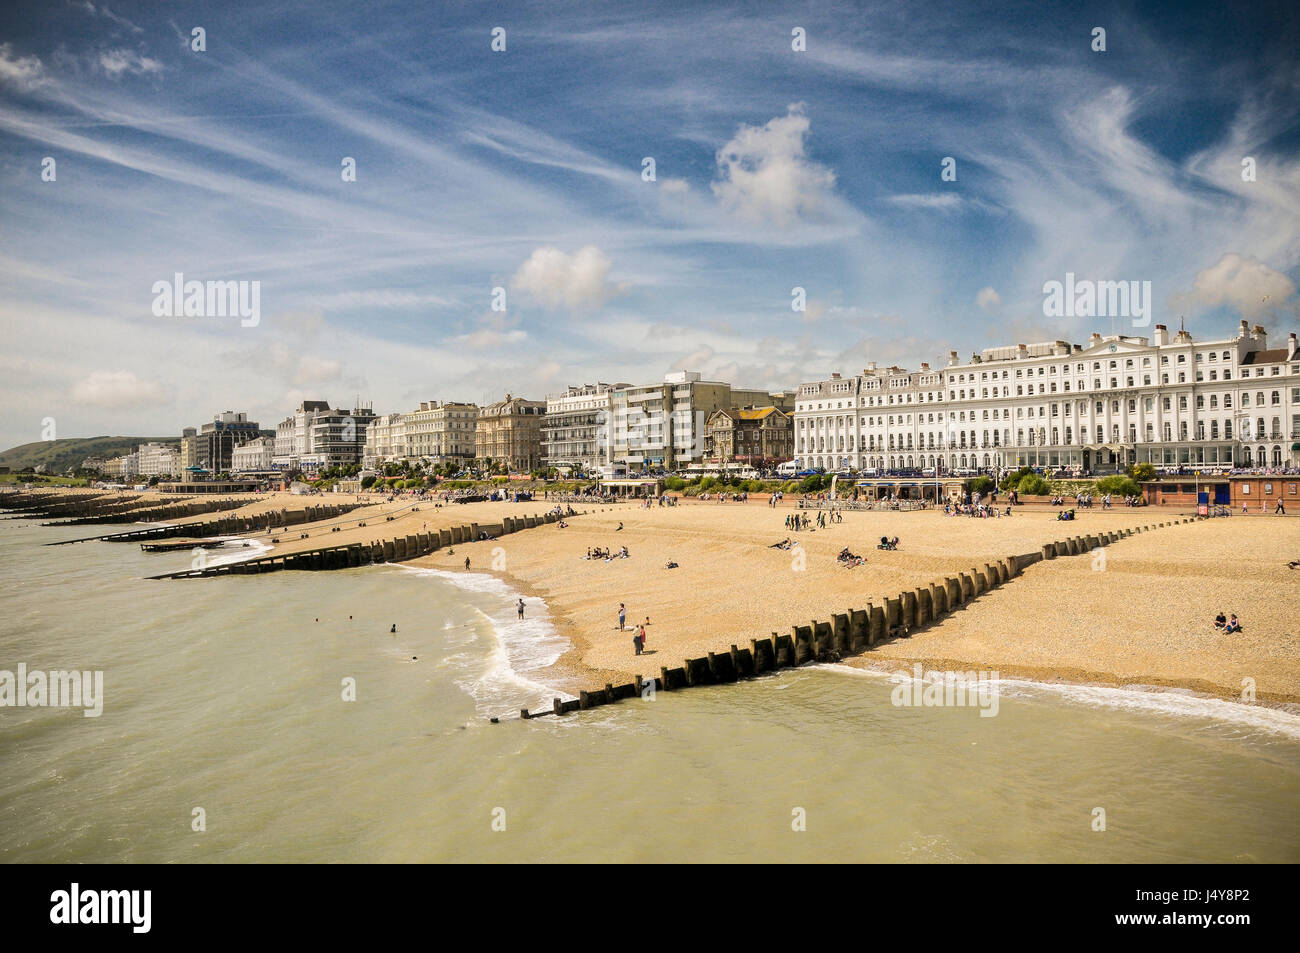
[
  {"xmin": 698, "ymin": 490, "xmax": 748, "ymax": 502},
  {"xmin": 944, "ymin": 502, "xmax": 1007, "ymax": 518}
]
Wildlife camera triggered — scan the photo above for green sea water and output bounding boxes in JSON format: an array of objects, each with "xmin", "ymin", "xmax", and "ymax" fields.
[{"xmin": 1, "ymin": 516, "xmax": 1297, "ymax": 863}]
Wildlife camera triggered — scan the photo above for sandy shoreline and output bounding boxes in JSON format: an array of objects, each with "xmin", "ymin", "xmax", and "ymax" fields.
[
  {"xmin": 11, "ymin": 488, "xmax": 1300, "ymax": 706},
  {"xmin": 402, "ymin": 497, "xmax": 1300, "ymax": 706}
]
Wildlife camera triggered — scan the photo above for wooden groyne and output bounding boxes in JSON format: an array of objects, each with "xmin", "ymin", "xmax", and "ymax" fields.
[
  {"xmin": 521, "ymin": 517, "xmax": 1198, "ymax": 721},
  {"xmin": 40, "ymin": 498, "xmax": 252, "ymax": 527},
  {"xmin": 46, "ymin": 503, "xmax": 368, "ymax": 546},
  {"xmin": 0, "ymin": 491, "xmax": 134, "ymax": 519},
  {"xmin": 147, "ymin": 510, "xmax": 580, "ymax": 579}
]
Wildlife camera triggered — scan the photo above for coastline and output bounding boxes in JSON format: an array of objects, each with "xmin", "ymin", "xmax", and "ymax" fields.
[
  {"xmin": 402, "ymin": 500, "xmax": 1300, "ymax": 709},
  {"xmin": 15, "ymin": 489, "xmax": 1300, "ymax": 712}
]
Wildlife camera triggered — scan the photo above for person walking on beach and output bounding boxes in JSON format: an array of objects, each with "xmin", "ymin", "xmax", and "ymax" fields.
[
  {"xmin": 1276, "ymin": 499, "xmax": 1286, "ymax": 515},
  {"xmin": 517, "ymin": 598, "xmax": 525, "ymax": 620},
  {"xmin": 633, "ymin": 631, "xmax": 643, "ymax": 655},
  {"xmin": 617, "ymin": 602, "xmax": 626, "ymax": 630},
  {"xmin": 637, "ymin": 622, "xmax": 647, "ymax": 651},
  {"xmin": 465, "ymin": 556, "xmax": 471, "ymax": 570}
]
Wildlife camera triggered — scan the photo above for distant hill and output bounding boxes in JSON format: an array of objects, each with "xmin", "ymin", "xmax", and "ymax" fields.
[{"xmin": 0, "ymin": 436, "xmax": 178, "ymax": 474}]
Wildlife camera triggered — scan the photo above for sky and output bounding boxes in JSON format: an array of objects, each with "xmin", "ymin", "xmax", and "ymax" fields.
[{"xmin": 1, "ymin": 0, "xmax": 1298, "ymax": 451}]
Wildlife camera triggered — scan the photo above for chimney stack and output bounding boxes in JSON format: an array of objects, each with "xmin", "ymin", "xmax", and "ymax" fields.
[
  {"xmin": 947, "ymin": 350, "xmax": 958, "ymax": 366},
  {"xmin": 1253, "ymin": 325, "xmax": 1267, "ymax": 349},
  {"xmin": 1238, "ymin": 320, "xmax": 1249, "ymax": 338},
  {"xmin": 1088, "ymin": 333, "xmax": 1102, "ymax": 347},
  {"xmin": 1288, "ymin": 332, "xmax": 1298, "ymax": 360},
  {"xmin": 1153, "ymin": 324, "xmax": 1168, "ymax": 346}
]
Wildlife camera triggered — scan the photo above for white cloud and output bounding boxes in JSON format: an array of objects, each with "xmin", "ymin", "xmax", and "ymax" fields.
[
  {"xmin": 0, "ymin": 43, "xmax": 44, "ymax": 88},
  {"xmin": 71, "ymin": 370, "xmax": 167, "ymax": 408},
  {"xmin": 455, "ymin": 329, "xmax": 528, "ymax": 350},
  {"xmin": 888, "ymin": 193, "xmax": 963, "ymax": 211},
  {"xmin": 659, "ymin": 178, "xmax": 689, "ymax": 194},
  {"xmin": 98, "ymin": 49, "xmax": 163, "ymax": 78},
  {"xmin": 975, "ymin": 287, "xmax": 1001, "ymax": 311},
  {"xmin": 1173, "ymin": 253, "xmax": 1296, "ymax": 322},
  {"xmin": 711, "ymin": 104, "xmax": 836, "ymax": 227},
  {"xmin": 290, "ymin": 356, "xmax": 342, "ymax": 388},
  {"xmin": 511, "ymin": 245, "xmax": 619, "ymax": 310}
]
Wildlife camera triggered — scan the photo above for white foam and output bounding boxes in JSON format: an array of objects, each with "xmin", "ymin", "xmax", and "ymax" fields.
[
  {"xmin": 204, "ymin": 537, "xmax": 273, "ymax": 567},
  {"xmin": 814, "ymin": 662, "xmax": 1300, "ymax": 740},
  {"xmin": 397, "ymin": 567, "xmax": 574, "ymax": 714}
]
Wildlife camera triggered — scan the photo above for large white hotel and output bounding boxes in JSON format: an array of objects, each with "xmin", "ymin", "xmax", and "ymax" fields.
[{"xmin": 794, "ymin": 322, "xmax": 1300, "ymax": 474}]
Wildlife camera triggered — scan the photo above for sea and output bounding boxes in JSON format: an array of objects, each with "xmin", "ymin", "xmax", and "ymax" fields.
[{"xmin": 1, "ymin": 516, "xmax": 1297, "ymax": 863}]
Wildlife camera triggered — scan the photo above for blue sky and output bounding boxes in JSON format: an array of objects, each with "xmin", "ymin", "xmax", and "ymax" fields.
[{"xmin": 1, "ymin": 0, "xmax": 1298, "ymax": 450}]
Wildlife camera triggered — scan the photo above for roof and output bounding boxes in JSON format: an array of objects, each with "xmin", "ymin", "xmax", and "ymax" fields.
[
  {"xmin": 711, "ymin": 406, "xmax": 786, "ymax": 423},
  {"xmin": 1240, "ymin": 348, "xmax": 1290, "ymax": 365}
]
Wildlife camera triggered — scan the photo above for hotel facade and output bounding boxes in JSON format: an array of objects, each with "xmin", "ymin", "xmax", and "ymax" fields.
[
  {"xmin": 793, "ymin": 323, "xmax": 1300, "ymax": 474},
  {"xmin": 541, "ymin": 383, "xmax": 628, "ymax": 473},
  {"xmin": 272, "ymin": 401, "xmax": 376, "ymax": 471},
  {"xmin": 363, "ymin": 401, "xmax": 479, "ymax": 468},
  {"xmin": 475, "ymin": 395, "xmax": 546, "ymax": 472},
  {"xmin": 607, "ymin": 371, "xmax": 793, "ymax": 471}
]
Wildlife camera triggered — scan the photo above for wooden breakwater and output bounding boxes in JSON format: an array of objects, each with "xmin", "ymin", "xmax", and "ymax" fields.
[
  {"xmin": 522, "ymin": 517, "xmax": 1197, "ymax": 721},
  {"xmin": 148, "ymin": 510, "xmax": 581, "ymax": 579},
  {"xmin": 0, "ymin": 491, "xmax": 137, "ymax": 519},
  {"xmin": 47, "ymin": 503, "xmax": 368, "ymax": 546},
  {"xmin": 40, "ymin": 498, "xmax": 253, "ymax": 527}
]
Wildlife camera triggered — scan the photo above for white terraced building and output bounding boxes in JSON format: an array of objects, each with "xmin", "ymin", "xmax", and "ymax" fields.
[
  {"xmin": 362, "ymin": 402, "xmax": 478, "ymax": 468},
  {"xmin": 794, "ymin": 322, "xmax": 1300, "ymax": 475},
  {"xmin": 135, "ymin": 442, "xmax": 180, "ymax": 477}
]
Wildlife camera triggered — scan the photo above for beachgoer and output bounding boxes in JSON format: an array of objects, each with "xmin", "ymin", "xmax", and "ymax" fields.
[
  {"xmin": 618, "ymin": 603, "xmax": 626, "ymax": 630},
  {"xmin": 638, "ymin": 623, "xmax": 647, "ymax": 650},
  {"xmin": 465, "ymin": 556, "xmax": 470, "ymax": 570},
  {"xmin": 517, "ymin": 598, "xmax": 525, "ymax": 620},
  {"xmin": 1225, "ymin": 614, "xmax": 1241, "ymax": 633},
  {"xmin": 1213, "ymin": 612, "xmax": 1226, "ymax": 629},
  {"xmin": 633, "ymin": 632, "xmax": 643, "ymax": 655},
  {"xmin": 390, "ymin": 624, "xmax": 396, "ymax": 633}
]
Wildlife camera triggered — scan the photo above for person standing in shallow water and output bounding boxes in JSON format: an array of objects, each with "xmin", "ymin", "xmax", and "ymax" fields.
[{"xmin": 517, "ymin": 598, "xmax": 525, "ymax": 620}]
